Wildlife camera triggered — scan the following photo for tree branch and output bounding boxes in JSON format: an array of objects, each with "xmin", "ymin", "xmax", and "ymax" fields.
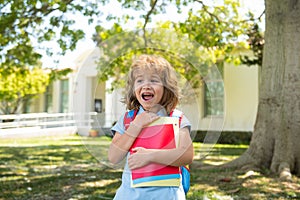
[
  {"xmin": 194, "ymin": 0, "xmax": 222, "ymax": 23},
  {"xmin": 142, "ymin": 0, "xmax": 158, "ymax": 47},
  {"xmin": 3, "ymin": 0, "xmax": 75, "ymax": 35},
  {"xmin": 258, "ymin": 10, "xmax": 265, "ymax": 21},
  {"xmin": 0, "ymin": 1, "xmax": 10, "ymax": 11}
]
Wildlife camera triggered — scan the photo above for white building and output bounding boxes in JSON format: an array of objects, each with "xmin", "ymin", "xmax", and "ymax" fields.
[{"xmin": 25, "ymin": 47, "xmax": 258, "ymax": 136}]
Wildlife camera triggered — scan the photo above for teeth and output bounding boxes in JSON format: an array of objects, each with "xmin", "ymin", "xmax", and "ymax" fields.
[{"xmin": 142, "ymin": 93, "xmax": 154, "ymax": 100}]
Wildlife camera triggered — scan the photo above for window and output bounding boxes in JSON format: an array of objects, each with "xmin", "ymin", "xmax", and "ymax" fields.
[
  {"xmin": 60, "ymin": 79, "xmax": 69, "ymax": 113},
  {"xmin": 44, "ymin": 84, "xmax": 53, "ymax": 113},
  {"xmin": 94, "ymin": 99, "xmax": 102, "ymax": 113},
  {"xmin": 23, "ymin": 99, "xmax": 31, "ymax": 113},
  {"xmin": 204, "ymin": 64, "xmax": 224, "ymax": 116}
]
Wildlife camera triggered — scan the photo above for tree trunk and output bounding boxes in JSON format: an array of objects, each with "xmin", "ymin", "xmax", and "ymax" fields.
[{"xmin": 224, "ymin": 0, "xmax": 300, "ymax": 179}]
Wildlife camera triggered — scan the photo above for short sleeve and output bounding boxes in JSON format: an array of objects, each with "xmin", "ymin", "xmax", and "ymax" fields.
[
  {"xmin": 180, "ymin": 114, "xmax": 192, "ymax": 133},
  {"xmin": 111, "ymin": 113, "xmax": 126, "ymax": 136}
]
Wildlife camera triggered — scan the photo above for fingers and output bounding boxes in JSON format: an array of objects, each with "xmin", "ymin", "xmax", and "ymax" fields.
[
  {"xmin": 131, "ymin": 148, "xmax": 137, "ymax": 152},
  {"xmin": 148, "ymin": 112, "xmax": 159, "ymax": 122},
  {"xmin": 144, "ymin": 110, "xmax": 158, "ymax": 117},
  {"xmin": 128, "ymin": 149, "xmax": 149, "ymax": 170},
  {"xmin": 134, "ymin": 111, "xmax": 159, "ymax": 127},
  {"xmin": 128, "ymin": 153, "xmax": 140, "ymax": 169},
  {"xmin": 131, "ymin": 147, "xmax": 143, "ymax": 152},
  {"xmin": 145, "ymin": 113, "xmax": 159, "ymax": 125}
]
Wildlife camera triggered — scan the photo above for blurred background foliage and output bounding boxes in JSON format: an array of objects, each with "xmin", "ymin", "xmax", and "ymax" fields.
[{"xmin": 0, "ymin": 0, "xmax": 264, "ymax": 113}]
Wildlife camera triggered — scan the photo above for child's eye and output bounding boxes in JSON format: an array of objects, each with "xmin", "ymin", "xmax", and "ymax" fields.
[
  {"xmin": 136, "ymin": 79, "xmax": 143, "ymax": 84},
  {"xmin": 151, "ymin": 79, "xmax": 159, "ymax": 83}
]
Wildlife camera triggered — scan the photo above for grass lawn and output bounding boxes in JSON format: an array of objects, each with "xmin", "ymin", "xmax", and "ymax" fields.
[{"xmin": 0, "ymin": 134, "xmax": 299, "ymax": 200}]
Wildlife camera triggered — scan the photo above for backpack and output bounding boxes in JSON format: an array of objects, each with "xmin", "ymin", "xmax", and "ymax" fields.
[{"xmin": 124, "ymin": 109, "xmax": 190, "ymax": 194}]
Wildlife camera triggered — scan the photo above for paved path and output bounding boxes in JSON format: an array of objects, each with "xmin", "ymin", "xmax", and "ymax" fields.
[{"xmin": 0, "ymin": 126, "xmax": 77, "ymax": 138}]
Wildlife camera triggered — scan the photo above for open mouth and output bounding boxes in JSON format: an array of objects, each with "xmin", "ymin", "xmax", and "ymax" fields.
[{"xmin": 142, "ymin": 92, "xmax": 154, "ymax": 101}]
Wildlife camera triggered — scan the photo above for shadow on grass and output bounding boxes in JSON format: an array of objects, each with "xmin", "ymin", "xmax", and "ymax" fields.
[
  {"xmin": 1, "ymin": 136, "xmax": 299, "ymax": 200},
  {"xmin": 189, "ymin": 143, "xmax": 300, "ymax": 200},
  {"xmin": 0, "ymin": 136, "xmax": 122, "ymax": 200}
]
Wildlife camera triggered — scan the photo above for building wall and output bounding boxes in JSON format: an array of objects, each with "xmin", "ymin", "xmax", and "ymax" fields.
[
  {"xmin": 30, "ymin": 94, "xmax": 44, "ymax": 113},
  {"xmin": 104, "ymin": 79, "xmax": 126, "ymax": 127},
  {"xmin": 52, "ymin": 81, "xmax": 60, "ymax": 112},
  {"xmin": 27, "ymin": 48, "xmax": 259, "ymax": 133},
  {"xmin": 103, "ymin": 62, "xmax": 259, "ymax": 132},
  {"xmin": 32, "ymin": 76, "xmax": 74, "ymax": 113},
  {"xmin": 188, "ymin": 63, "xmax": 259, "ymax": 131},
  {"xmin": 224, "ymin": 64, "xmax": 259, "ymax": 131}
]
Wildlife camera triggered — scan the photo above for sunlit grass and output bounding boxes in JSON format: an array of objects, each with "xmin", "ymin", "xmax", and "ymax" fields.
[{"xmin": 0, "ymin": 134, "xmax": 299, "ymax": 199}]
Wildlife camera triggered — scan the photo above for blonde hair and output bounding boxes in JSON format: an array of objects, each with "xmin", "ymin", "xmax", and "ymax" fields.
[{"xmin": 125, "ymin": 54, "xmax": 179, "ymax": 114}]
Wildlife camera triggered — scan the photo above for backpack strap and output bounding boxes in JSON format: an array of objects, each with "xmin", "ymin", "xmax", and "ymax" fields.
[
  {"xmin": 171, "ymin": 109, "xmax": 190, "ymax": 194},
  {"xmin": 124, "ymin": 109, "xmax": 138, "ymax": 130},
  {"xmin": 170, "ymin": 109, "xmax": 183, "ymax": 127}
]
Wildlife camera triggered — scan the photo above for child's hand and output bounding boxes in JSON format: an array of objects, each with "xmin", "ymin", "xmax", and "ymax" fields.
[
  {"xmin": 128, "ymin": 147, "xmax": 151, "ymax": 170},
  {"xmin": 132, "ymin": 111, "xmax": 159, "ymax": 128}
]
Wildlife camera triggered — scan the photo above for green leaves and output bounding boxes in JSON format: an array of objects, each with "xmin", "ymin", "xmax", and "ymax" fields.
[
  {"xmin": 0, "ymin": 0, "xmax": 105, "ymax": 69},
  {"xmin": 0, "ymin": 66, "xmax": 49, "ymax": 114},
  {"xmin": 0, "ymin": 0, "xmax": 263, "ymax": 113},
  {"xmin": 94, "ymin": 0, "xmax": 258, "ymax": 91},
  {"xmin": 240, "ymin": 23, "xmax": 264, "ymax": 66},
  {"xmin": 0, "ymin": 66, "xmax": 72, "ymax": 114},
  {"xmin": 94, "ymin": 26, "xmax": 211, "ymax": 92}
]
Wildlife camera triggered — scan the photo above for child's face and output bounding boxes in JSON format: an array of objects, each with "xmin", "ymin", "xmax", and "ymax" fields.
[{"xmin": 134, "ymin": 71, "xmax": 164, "ymax": 111}]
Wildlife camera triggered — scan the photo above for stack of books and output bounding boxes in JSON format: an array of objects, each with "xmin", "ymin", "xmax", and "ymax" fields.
[{"xmin": 130, "ymin": 117, "xmax": 181, "ymax": 187}]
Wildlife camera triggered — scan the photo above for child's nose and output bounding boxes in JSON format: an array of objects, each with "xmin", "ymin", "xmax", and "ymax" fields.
[
  {"xmin": 142, "ymin": 81, "xmax": 151, "ymax": 88},
  {"xmin": 142, "ymin": 83, "xmax": 150, "ymax": 89}
]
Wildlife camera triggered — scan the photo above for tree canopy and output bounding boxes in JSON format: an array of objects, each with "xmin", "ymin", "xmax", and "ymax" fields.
[
  {"xmin": 0, "ymin": 65, "xmax": 72, "ymax": 115},
  {"xmin": 93, "ymin": 0, "xmax": 262, "ymax": 90},
  {"xmin": 1, "ymin": 0, "xmax": 263, "ymax": 70},
  {"xmin": 0, "ymin": 0, "xmax": 102, "ymax": 69},
  {"xmin": 0, "ymin": 66, "xmax": 49, "ymax": 114},
  {"xmin": 1, "ymin": 0, "xmax": 263, "ymax": 114},
  {"xmin": 1, "ymin": 0, "xmax": 97, "ymax": 114}
]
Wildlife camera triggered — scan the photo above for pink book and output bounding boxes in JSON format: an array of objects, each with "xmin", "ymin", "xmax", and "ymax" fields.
[{"xmin": 129, "ymin": 117, "xmax": 181, "ymax": 187}]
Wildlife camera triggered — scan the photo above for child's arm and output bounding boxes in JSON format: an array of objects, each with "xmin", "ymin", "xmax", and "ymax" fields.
[
  {"xmin": 127, "ymin": 127, "xmax": 194, "ymax": 170},
  {"xmin": 108, "ymin": 111, "xmax": 159, "ymax": 165},
  {"xmin": 108, "ymin": 130, "xmax": 137, "ymax": 165}
]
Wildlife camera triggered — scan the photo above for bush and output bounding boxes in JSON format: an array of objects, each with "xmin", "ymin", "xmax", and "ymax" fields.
[{"xmin": 192, "ymin": 130, "xmax": 252, "ymax": 144}]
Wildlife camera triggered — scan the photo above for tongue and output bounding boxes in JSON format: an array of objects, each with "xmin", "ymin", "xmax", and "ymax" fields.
[{"xmin": 143, "ymin": 95, "xmax": 153, "ymax": 100}]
